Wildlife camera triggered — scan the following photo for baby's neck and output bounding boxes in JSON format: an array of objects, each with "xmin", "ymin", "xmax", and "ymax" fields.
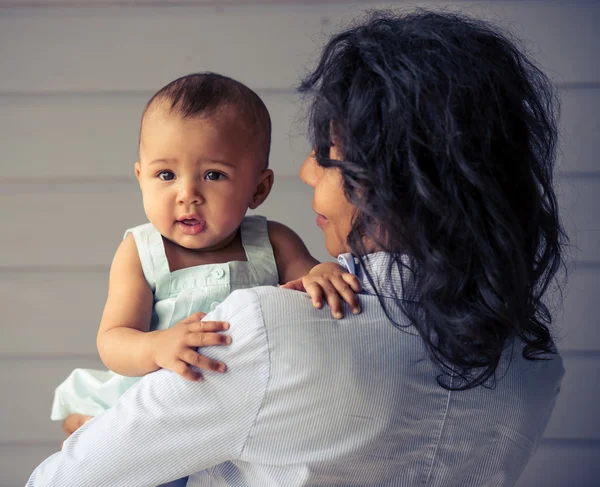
[{"xmin": 162, "ymin": 230, "xmax": 246, "ymax": 273}]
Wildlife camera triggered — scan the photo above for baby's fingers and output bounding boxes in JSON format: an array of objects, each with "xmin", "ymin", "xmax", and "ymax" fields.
[
  {"xmin": 333, "ymin": 276, "xmax": 361, "ymax": 315},
  {"xmin": 304, "ymin": 280, "xmax": 324, "ymax": 310},
  {"xmin": 181, "ymin": 311, "xmax": 207, "ymax": 324},
  {"xmin": 341, "ymin": 272, "xmax": 362, "ymax": 293},
  {"xmin": 171, "ymin": 360, "xmax": 203, "ymax": 382},
  {"xmin": 187, "ymin": 320, "xmax": 230, "ymax": 333},
  {"xmin": 318, "ymin": 281, "xmax": 345, "ymax": 319},
  {"xmin": 181, "ymin": 350, "xmax": 227, "ymax": 375},
  {"xmin": 186, "ymin": 331, "xmax": 232, "ymax": 348},
  {"xmin": 281, "ymin": 278, "xmax": 305, "ymax": 291}
]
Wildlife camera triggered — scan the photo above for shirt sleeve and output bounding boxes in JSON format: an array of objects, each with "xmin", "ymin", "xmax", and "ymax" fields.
[{"xmin": 26, "ymin": 289, "xmax": 270, "ymax": 487}]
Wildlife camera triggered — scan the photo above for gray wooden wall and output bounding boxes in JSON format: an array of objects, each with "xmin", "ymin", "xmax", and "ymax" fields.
[{"xmin": 0, "ymin": 1, "xmax": 598, "ymax": 485}]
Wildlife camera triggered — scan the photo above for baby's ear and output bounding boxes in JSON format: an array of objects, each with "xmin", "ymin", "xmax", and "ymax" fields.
[
  {"xmin": 249, "ymin": 169, "xmax": 274, "ymax": 209},
  {"xmin": 134, "ymin": 161, "xmax": 141, "ymax": 181}
]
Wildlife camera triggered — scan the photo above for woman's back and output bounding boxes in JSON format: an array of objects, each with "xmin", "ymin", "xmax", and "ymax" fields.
[{"xmin": 203, "ymin": 254, "xmax": 564, "ymax": 486}]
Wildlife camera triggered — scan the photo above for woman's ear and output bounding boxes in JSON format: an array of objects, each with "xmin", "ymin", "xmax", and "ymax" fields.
[{"xmin": 249, "ymin": 169, "xmax": 274, "ymax": 209}]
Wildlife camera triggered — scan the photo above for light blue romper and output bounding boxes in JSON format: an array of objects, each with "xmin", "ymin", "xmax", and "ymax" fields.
[{"xmin": 51, "ymin": 215, "xmax": 279, "ymax": 420}]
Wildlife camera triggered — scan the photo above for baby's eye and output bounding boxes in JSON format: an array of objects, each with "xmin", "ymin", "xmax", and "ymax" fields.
[
  {"xmin": 205, "ymin": 171, "xmax": 225, "ymax": 181},
  {"xmin": 158, "ymin": 170, "xmax": 175, "ymax": 181}
]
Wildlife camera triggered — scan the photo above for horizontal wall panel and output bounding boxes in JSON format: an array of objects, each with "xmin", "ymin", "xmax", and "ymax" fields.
[
  {"xmin": 0, "ymin": 93, "xmax": 310, "ymax": 179},
  {"xmin": 0, "ymin": 178, "xmax": 331, "ymax": 268},
  {"xmin": 0, "ymin": 3, "xmax": 598, "ymax": 93},
  {"xmin": 0, "ymin": 185, "xmax": 146, "ymax": 268},
  {"xmin": 3, "ymin": 442, "xmax": 600, "ymax": 487},
  {"xmin": 1, "ymin": 88, "xmax": 597, "ymax": 180},
  {"xmin": 0, "ymin": 444, "xmax": 59, "ymax": 487},
  {"xmin": 0, "ymin": 5, "xmax": 339, "ymax": 92},
  {"xmin": 558, "ymin": 88, "xmax": 600, "ymax": 174},
  {"xmin": 543, "ymin": 356, "xmax": 600, "ymax": 440},
  {"xmin": 0, "ymin": 357, "xmax": 104, "ymax": 444},
  {"xmin": 555, "ymin": 265, "xmax": 600, "ymax": 351},
  {"xmin": 558, "ymin": 178, "xmax": 600, "ymax": 263},
  {"xmin": 515, "ymin": 442, "xmax": 600, "ymax": 487},
  {"xmin": 0, "ymin": 177, "xmax": 596, "ymax": 268},
  {"xmin": 0, "ymin": 271, "xmax": 108, "ymax": 357},
  {"xmin": 1, "ymin": 265, "xmax": 595, "ymax": 358},
  {"xmin": 0, "ymin": 355, "xmax": 596, "ymax": 443}
]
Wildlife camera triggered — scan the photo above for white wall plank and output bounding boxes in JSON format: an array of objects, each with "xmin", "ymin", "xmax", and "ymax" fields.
[
  {"xmin": 0, "ymin": 178, "xmax": 330, "ymax": 268},
  {"xmin": 0, "ymin": 444, "xmax": 59, "ymax": 487},
  {"xmin": 559, "ymin": 178, "xmax": 600, "ymax": 263},
  {"xmin": 0, "ymin": 177, "xmax": 595, "ymax": 268},
  {"xmin": 1, "ymin": 88, "xmax": 597, "ymax": 180},
  {"xmin": 0, "ymin": 6, "xmax": 335, "ymax": 93},
  {"xmin": 558, "ymin": 88, "xmax": 600, "ymax": 174},
  {"xmin": 555, "ymin": 265, "xmax": 600, "ymax": 352},
  {"xmin": 0, "ymin": 271, "xmax": 107, "ymax": 357},
  {"xmin": 0, "ymin": 92, "xmax": 309, "ymax": 179},
  {"xmin": 0, "ymin": 357, "xmax": 104, "ymax": 444},
  {"xmin": 0, "ymin": 3, "xmax": 598, "ymax": 93},
  {"xmin": 543, "ymin": 356, "xmax": 600, "ymax": 440}
]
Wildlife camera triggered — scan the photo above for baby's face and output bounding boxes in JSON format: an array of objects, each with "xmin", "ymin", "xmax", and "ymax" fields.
[{"xmin": 135, "ymin": 106, "xmax": 270, "ymax": 251}]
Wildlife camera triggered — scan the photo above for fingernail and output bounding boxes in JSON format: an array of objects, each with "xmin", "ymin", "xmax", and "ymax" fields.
[
  {"xmin": 223, "ymin": 322, "xmax": 230, "ymax": 330},
  {"xmin": 334, "ymin": 311, "xmax": 343, "ymax": 319},
  {"xmin": 352, "ymin": 307, "xmax": 361, "ymax": 314},
  {"xmin": 225, "ymin": 336, "xmax": 232, "ymax": 345},
  {"xmin": 217, "ymin": 363, "xmax": 227, "ymax": 372}
]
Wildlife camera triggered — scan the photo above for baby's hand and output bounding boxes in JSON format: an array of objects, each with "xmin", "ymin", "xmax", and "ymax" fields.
[
  {"xmin": 153, "ymin": 312, "xmax": 231, "ymax": 381},
  {"xmin": 282, "ymin": 262, "xmax": 361, "ymax": 319}
]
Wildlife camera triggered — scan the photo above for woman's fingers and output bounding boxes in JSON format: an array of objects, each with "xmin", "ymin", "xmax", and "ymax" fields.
[{"xmin": 181, "ymin": 351, "xmax": 227, "ymax": 374}]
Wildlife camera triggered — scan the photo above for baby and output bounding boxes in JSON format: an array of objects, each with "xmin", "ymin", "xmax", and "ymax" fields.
[{"xmin": 52, "ymin": 72, "xmax": 361, "ymax": 438}]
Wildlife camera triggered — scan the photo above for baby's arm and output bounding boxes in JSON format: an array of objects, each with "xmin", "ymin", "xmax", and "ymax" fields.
[
  {"xmin": 268, "ymin": 220, "xmax": 319, "ymax": 283},
  {"xmin": 96, "ymin": 234, "xmax": 229, "ymax": 380},
  {"xmin": 268, "ymin": 221, "xmax": 361, "ymax": 318}
]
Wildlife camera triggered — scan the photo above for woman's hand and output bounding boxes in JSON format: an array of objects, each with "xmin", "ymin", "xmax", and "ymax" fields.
[
  {"xmin": 282, "ymin": 262, "xmax": 362, "ymax": 319},
  {"xmin": 152, "ymin": 312, "xmax": 231, "ymax": 381}
]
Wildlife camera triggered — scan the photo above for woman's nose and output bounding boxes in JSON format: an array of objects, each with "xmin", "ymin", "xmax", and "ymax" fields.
[{"xmin": 300, "ymin": 151, "xmax": 318, "ymax": 188}]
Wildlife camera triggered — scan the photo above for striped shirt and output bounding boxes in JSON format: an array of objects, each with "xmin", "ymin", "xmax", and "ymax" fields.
[{"xmin": 27, "ymin": 252, "xmax": 564, "ymax": 487}]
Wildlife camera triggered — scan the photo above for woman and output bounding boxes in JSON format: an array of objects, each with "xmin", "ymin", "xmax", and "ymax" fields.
[
  {"xmin": 298, "ymin": 8, "xmax": 566, "ymax": 392},
  {"xmin": 27, "ymin": 10, "xmax": 565, "ymax": 487}
]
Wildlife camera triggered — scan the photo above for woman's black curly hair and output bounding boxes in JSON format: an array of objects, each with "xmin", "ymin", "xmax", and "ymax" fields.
[{"xmin": 299, "ymin": 9, "xmax": 567, "ymax": 390}]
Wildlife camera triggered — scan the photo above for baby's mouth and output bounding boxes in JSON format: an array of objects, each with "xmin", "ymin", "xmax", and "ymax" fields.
[{"xmin": 177, "ymin": 219, "xmax": 206, "ymax": 235}]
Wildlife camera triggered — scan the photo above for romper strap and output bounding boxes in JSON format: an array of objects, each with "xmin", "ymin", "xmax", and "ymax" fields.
[
  {"xmin": 240, "ymin": 215, "xmax": 279, "ymax": 286},
  {"xmin": 123, "ymin": 223, "xmax": 172, "ymax": 300}
]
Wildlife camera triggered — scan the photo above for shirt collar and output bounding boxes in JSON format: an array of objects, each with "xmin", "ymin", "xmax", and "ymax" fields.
[{"xmin": 337, "ymin": 252, "xmax": 415, "ymax": 299}]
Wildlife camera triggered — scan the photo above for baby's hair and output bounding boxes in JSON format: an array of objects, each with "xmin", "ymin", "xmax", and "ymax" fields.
[
  {"xmin": 300, "ymin": 10, "xmax": 567, "ymax": 390},
  {"xmin": 142, "ymin": 72, "xmax": 271, "ymax": 167}
]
